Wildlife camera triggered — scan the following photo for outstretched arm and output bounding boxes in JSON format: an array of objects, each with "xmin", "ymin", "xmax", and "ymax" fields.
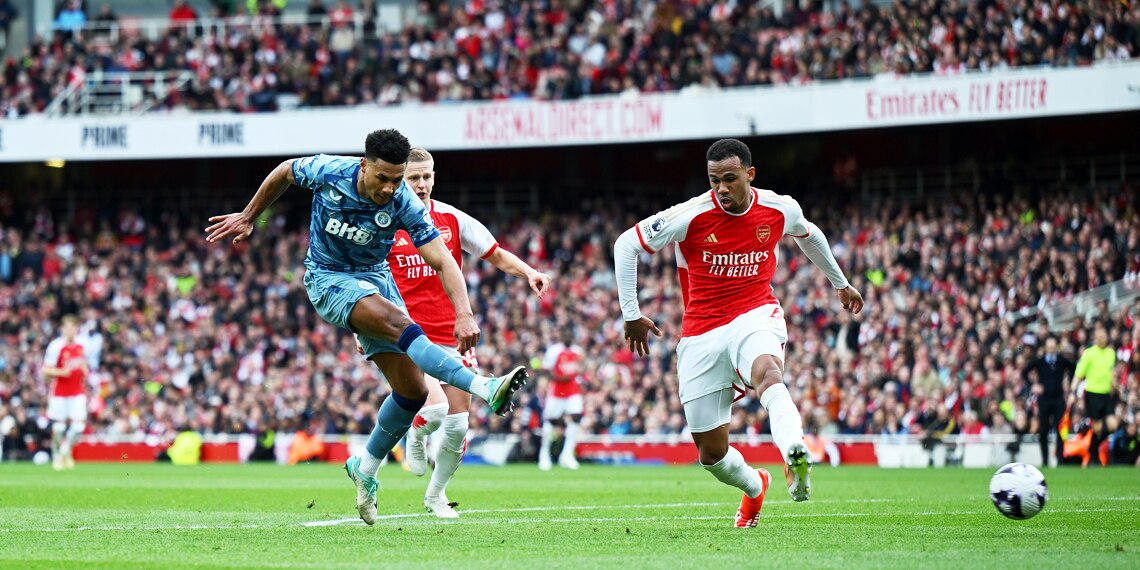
[
  {"xmin": 418, "ymin": 237, "xmax": 480, "ymax": 352},
  {"xmin": 484, "ymin": 247, "xmax": 551, "ymax": 297},
  {"xmin": 793, "ymin": 221, "xmax": 864, "ymax": 314},
  {"xmin": 614, "ymin": 227, "xmax": 662, "ymax": 356},
  {"xmin": 205, "ymin": 159, "xmax": 296, "ymax": 244}
]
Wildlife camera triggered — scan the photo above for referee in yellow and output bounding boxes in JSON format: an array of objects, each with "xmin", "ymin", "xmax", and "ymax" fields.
[{"xmin": 1070, "ymin": 326, "xmax": 1117, "ymax": 465}]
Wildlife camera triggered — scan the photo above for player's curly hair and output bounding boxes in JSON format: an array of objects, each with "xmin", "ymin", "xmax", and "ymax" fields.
[
  {"xmin": 364, "ymin": 129, "xmax": 412, "ymax": 164},
  {"xmin": 706, "ymin": 139, "xmax": 752, "ymax": 168}
]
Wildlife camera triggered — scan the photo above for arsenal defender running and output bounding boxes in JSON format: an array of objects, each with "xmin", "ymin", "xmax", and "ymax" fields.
[
  {"xmin": 614, "ymin": 139, "xmax": 864, "ymax": 528},
  {"xmin": 390, "ymin": 147, "xmax": 552, "ymax": 518},
  {"xmin": 42, "ymin": 314, "xmax": 89, "ymax": 470}
]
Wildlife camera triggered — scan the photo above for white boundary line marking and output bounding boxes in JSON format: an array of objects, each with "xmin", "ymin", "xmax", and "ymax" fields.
[{"xmin": 1, "ymin": 503, "xmax": 1132, "ymax": 533}]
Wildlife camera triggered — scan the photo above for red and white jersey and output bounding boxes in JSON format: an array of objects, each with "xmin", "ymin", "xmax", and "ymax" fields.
[
  {"xmin": 542, "ymin": 342, "xmax": 584, "ymax": 397},
  {"xmin": 633, "ymin": 188, "xmax": 810, "ymax": 337},
  {"xmin": 389, "ymin": 199, "xmax": 499, "ymax": 345},
  {"xmin": 43, "ymin": 337, "xmax": 87, "ymax": 397}
]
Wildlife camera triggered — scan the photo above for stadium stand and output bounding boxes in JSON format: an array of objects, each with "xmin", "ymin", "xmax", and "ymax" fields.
[
  {"xmin": 0, "ymin": 172, "xmax": 1137, "ymax": 464},
  {"xmin": 2, "ymin": 0, "xmax": 1138, "ymax": 115}
]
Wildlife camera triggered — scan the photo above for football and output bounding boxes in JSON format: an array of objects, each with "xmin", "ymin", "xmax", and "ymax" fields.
[{"xmin": 989, "ymin": 463, "xmax": 1048, "ymax": 520}]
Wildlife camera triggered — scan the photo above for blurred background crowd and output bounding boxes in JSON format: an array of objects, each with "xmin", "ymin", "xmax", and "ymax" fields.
[
  {"xmin": 0, "ymin": 173, "xmax": 1137, "ymax": 465},
  {"xmin": 1, "ymin": 0, "xmax": 1137, "ymax": 115}
]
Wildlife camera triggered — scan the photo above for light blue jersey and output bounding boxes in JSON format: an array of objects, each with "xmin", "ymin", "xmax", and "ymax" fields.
[
  {"xmin": 292, "ymin": 153, "xmax": 439, "ymax": 357},
  {"xmin": 292, "ymin": 154, "xmax": 439, "ymax": 270}
]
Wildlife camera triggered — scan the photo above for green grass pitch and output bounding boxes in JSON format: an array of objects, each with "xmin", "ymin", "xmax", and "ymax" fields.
[{"xmin": 0, "ymin": 462, "xmax": 1137, "ymax": 569}]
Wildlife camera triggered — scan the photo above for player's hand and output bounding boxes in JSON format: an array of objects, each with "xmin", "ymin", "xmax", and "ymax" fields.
[
  {"xmin": 624, "ymin": 316, "xmax": 662, "ymax": 357},
  {"xmin": 837, "ymin": 285, "xmax": 864, "ymax": 315},
  {"xmin": 205, "ymin": 213, "xmax": 254, "ymax": 244},
  {"xmin": 527, "ymin": 270, "xmax": 553, "ymax": 298},
  {"xmin": 454, "ymin": 313, "xmax": 481, "ymax": 353}
]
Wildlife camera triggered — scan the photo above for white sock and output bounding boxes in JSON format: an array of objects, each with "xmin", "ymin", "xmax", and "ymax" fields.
[
  {"xmin": 426, "ymin": 413, "xmax": 468, "ymax": 498},
  {"xmin": 359, "ymin": 451, "xmax": 383, "ymax": 477},
  {"xmin": 759, "ymin": 383, "xmax": 805, "ymax": 460},
  {"xmin": 65, "ymin": 422, "xmax": 85, "ymax": 457},
  {"xmin": 539, "ymin": 421, "xmax": 554, "ymax": 461},
  {"xmin": 703, "ymin": 446, "xmax": 763, "ymax": 498},
  {"xmin": 560, "ymin": 420, "xmax": 580, "ymax": 460},
  {"xmin": 51, "ymin": 422, "xmax": 65, "ymax": 457},
  {"xmin": 413, "ymin": 403, "xmax": 448, "ymax": 441},
  {"xmin": 469, "ymin": 376, "xmax": 491, "ymax": 401}
]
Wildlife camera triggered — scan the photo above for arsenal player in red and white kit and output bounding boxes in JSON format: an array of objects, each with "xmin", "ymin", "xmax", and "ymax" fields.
[
  {"xmin": 42, "ymin": 314, "xmax": 89, "ymax": 471},
  {"xmin": 614, "ymin": 139, "xmax": 864, "ymax": 528},
  {"xmin": 387, "ymin": 147, "xmax": 551, "ymax": 518},
  {"xmin": 539, "ymin": 333, "xmax": 585, "ymax": 471}
]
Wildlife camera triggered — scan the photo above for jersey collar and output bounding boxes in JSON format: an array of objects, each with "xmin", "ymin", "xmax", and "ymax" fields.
[{"xmin": 710, "ymin": 187, "xmax": 757, "ymax": 217}]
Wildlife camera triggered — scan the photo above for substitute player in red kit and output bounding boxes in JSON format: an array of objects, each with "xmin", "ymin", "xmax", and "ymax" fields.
[
  {"xmin": 614, "ymin": 139, "xmax": 864, "ymax": 528},
  {"xmin": 42, "ymin": 314, "xmax": 89, "ymax": 470},
  {"xmin": 538, "ymin": 332, "xmax": 586, "ymax": 470},
  {"xmin": 388, "ymin": 147, "xmax": 552, "ymax": 518}
]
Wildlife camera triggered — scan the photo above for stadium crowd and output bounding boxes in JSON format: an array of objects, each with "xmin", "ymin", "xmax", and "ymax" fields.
[
  {"xmin": 2, "ymin": 0, "xmax": 1139, "ymax": 115},
  {"xmin": 0, "ymin": 175, "xmax": 1138, "ymax": 466}
]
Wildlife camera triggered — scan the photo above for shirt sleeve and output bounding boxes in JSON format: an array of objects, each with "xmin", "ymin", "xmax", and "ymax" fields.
[
  {"xmin": 781, "ymin": 196, "xmax": 811, "ymax": 238},
  {"xmin": 396, "ymin": 187, "xmax": 440, "ymax": 247},
  {"xmin": 633, "ymin": 202, "xmax": 693, "ymax": 253},
  {"xmin": 1074, "ymin": 349, "xmax": 1090, "ymax": 379},
  {"xmin": 452, "ymin": 207, "xmax": 499, "ymax": 259},
  {"xmin": 290, "ymin": 154, "xmax": 339, "ymax": 191},
  {"xmin": 43, "ymin": 338, "xmax": 62, "ymax": 369}
]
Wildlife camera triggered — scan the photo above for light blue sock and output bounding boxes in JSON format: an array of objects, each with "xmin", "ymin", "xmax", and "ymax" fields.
[
  {"xmin": 365, "ymin": 392, "xmax": 424, "ymax": 460},
  {"xmin": 398, "ymin": 324, "xmax": 478, "ymax": 393}
]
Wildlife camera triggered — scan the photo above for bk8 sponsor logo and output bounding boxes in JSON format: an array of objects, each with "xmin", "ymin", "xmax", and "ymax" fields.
[{"xmin": 324, "ymin": 218, "xmax": 374, "ymax": 244}]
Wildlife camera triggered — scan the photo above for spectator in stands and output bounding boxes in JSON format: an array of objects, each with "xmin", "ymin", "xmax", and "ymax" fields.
[
  {"xmin": 91, "ymin": 4, "xmax": 117, "ymax": 32},
  {"xmin": 6, "ymin": 0, "xmax": 1139, "ymax": 114},
  {"xmin": 170, "ymin": 0, "xmax": 198, "ymax": 24},
  {"xmin": 0, "ymin": 0, "xmax": 17, "ymax": 50},
  {"xmin": 53, "ymin": 0, "xmax": 86, "ymax": 33}
]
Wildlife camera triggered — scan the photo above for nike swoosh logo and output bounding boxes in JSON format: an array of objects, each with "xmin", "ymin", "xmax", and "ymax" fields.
[{"xmin": 328, "ymin": 189, "xmax": 343, "ymax": 202}]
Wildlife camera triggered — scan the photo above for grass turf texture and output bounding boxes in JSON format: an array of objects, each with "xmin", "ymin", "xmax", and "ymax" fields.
[{"xmin": 0, "ymin": 463, "xmax": 1137, "ymax": 569}]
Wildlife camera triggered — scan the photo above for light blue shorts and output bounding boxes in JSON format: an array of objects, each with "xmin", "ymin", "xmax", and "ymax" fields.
[{"xmin": 303, "ymin": 262, "xmax": 406, "ymax": 358}]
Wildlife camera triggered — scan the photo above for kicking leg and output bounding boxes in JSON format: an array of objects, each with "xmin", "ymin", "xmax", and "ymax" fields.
[
  {"xmin": 349, "ymin": 296, "xmax": 527, "ymax": 415},
  {"xmin": 751, "ymin": 355, "xmax": 811, "ymax": 502}
]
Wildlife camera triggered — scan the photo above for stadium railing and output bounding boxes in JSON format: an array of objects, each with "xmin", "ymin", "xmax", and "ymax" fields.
[{"xmin": 44, "ymin": 70, "xmax": 195, "ymax": 117}]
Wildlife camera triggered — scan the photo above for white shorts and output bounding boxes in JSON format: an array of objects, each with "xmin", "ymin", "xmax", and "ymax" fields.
[
  {"xmin": 543, "ymin": 394, "xmax": 584, "ymax": 420},
  {"xmin": 677, "ymin": 302, "xmax": 787, "ymax": 406},
  {"xmin": 47, "ymin": 395, "xmax": 88, "ymax": 423},
  {"xmin": 433, "ymin": 346, "xmax": 480, "ymax": 385}
]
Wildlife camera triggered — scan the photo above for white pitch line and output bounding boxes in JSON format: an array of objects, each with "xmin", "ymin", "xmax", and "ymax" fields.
[{"xmin": 4, "ymin": 503, "xmax": 1133, "ymax": 533}]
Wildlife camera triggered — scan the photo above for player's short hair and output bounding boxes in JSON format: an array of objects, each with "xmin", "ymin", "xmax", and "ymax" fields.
[
  {"xmin": 364, "ymin": 129, "xmax": 412, "ymax": 164},
  {"xmin": 61, "ymin": 314, "xmax": 80, "ymax": 327},
  {"xmin": 706, "ymin": 139, "xmax": 752, "ymax": 168},
  {"xmin": 407, "ymin": 147, "xmax": 434, "ymax": 164}
]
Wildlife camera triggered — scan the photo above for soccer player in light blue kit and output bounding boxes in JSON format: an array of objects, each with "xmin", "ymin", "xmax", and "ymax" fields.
[{"xmin": 205, "ymin": 129, "xmax": 528, "ymax": 525}]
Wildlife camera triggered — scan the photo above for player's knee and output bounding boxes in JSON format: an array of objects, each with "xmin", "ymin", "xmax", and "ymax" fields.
[
  {"xmin": 698, "ymin": 441, "xmax": 729, "ymax": 465},
  {"xmin": 52, "ymin": 422, "xmax": 66, "ymax": 435},
  {"xmin": 68, "ymin": 422, "xmax": 86, "ymax": 435},
  {"xmin": 752, "ymin": 366, "xmax": 783, "ymax": 395},
  {"xmin": 442, "ymin": 413, "xmax": 468, "ymax": 452}
]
